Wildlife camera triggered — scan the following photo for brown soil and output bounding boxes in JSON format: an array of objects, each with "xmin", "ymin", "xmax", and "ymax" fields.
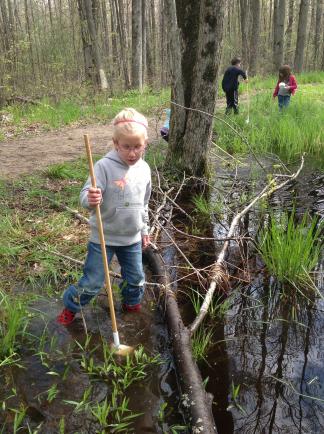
[{"xmin": 0, "ymin": 122, "xmax": 160, "ymax": 180}]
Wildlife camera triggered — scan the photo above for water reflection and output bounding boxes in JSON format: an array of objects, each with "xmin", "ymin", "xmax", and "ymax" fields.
[{"xmin": 208, "ymin": 157, "xmax": 324, "ymax": 433}]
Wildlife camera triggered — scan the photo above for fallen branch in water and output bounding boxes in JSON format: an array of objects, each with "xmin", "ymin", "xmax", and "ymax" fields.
[{"xmin": 189, "ymin": 154, "xmax": 305, "ymax": 335}]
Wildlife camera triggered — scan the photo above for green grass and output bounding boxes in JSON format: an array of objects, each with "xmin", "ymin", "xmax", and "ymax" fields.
[
  {"xmin": 0, "ymin": 289, "xmax": 29, "ymax": 362},
  {"xmin": 215, "ymin": 81, "xmax": 324, "ymax": 160},
  {"xmin": 0, "ymin": 167, "xmax": 89, "ymax": 294},
  {"xmin": 258, "ymin": 212, "xmax": 322, "ymax": 291},
  {"xmin": 1, "ymin": 87, "xmax": 170, "ymax": 133}
]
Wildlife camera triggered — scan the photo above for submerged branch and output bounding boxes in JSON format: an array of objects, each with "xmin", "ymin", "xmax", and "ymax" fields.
[{"xmin": 189, "ymin": 155, "xmax": 305, "ymax": 335}]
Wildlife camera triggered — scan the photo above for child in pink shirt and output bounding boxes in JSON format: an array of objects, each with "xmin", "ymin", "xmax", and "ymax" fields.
[{"xmin": 273, "ymin": 65, "xmax": 297, "ymax": 110}]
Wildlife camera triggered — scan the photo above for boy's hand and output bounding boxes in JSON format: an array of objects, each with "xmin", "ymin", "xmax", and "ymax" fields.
[
  {"xmin": 88, "ymin": 187, "xmax": 102, "ymax": 206},
  {"xmin": 142, "ymin": 235, "xmax": 150, "ymax": 250}
]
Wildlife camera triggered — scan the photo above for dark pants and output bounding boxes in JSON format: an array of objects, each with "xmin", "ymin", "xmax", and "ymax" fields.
[
  {"xmin": 225, "ymin": 89, "xmax": 239, "ymax": 114},
  {"xmin": 160, "ymin": 127, "xmax": 169, "ymax": 142}
]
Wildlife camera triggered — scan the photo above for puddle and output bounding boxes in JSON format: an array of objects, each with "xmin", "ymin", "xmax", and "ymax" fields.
[
  {"xmin": 0, "ymin": 267, "xmax": 186, "ymax": 433},
  {"xmin": 204, "ymin": 156, "xmax": 324, "ymax": 433}
]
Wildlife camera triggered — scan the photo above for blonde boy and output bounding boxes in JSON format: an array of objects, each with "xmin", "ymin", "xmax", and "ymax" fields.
[{"xmin": 57, "ymin": 108, "xmax": 151, "ymax": 325}]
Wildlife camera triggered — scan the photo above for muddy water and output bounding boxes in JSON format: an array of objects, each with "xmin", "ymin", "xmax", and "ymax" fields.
[
  {"xmin": 205, "ymin": 156, "xmax": 324, "ymax": 433},
  {"xmin": 0, "ymin": 267, "xmax": 185, "ymax": 433}
]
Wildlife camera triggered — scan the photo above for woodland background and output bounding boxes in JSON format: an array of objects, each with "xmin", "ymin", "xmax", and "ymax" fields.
[{"xmin": 0, "ymin": 0, "xmax": 323, "ymax": 101}]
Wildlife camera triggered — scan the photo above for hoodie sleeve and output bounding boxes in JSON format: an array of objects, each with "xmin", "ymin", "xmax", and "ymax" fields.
[
  {"xmin": 289, "ymin": 75, "xmax": 297, "ymax": 94},
  {"xmin": 79, "ymin": 160, "xmax": 108, "ymax": 210},
  {"xmin": 141, "ymin": 175, "xmax": 152, "ymax": 236},
  {"xmin": 238, "ymin": 68, "xmax": 247, "ymax": 80},
  {"xmin": 273, "ymin": 80, "xmax": 280, "ymax": 97}
]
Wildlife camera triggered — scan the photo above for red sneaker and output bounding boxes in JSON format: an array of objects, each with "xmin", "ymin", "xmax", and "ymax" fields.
[
  {"xmin": 122, "ymin": 303, "xmax": 141, "ymax": 313},
  {"xmin": 57, "ymin": 308, "xmax": 76, "ymax": 326}
]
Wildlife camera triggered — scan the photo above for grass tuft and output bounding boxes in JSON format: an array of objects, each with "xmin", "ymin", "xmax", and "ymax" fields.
[{"xmin": 258, "ymin": 212, "xmax": 322, "ymax": 290}]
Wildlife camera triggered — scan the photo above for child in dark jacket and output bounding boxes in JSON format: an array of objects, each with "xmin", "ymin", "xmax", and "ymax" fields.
[
  {"xmin": 222, "ymin": 57, "xmax": 248, "ymax": 115},
  {"xmin": 273, "ymin": 65, "xmax": 297, "ymax": 110}
]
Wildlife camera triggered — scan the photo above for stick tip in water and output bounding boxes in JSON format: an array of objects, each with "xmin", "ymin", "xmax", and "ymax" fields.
[{"xmin": 111, "ymin": 343, "xmax": 134, "ymax": 356}]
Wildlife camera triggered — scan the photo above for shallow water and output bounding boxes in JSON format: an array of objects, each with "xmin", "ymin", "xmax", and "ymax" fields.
[
  {"xmin": 0, "ymin": 268, "xmax": 185, "ymax": 433},
  {"xmin": 206, "ymin": 156, "xmax": 324, "ymax": 433}
]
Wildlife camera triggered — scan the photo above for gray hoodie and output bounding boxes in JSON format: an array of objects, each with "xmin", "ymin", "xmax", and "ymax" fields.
[{"xmin": 80, "ymin": 149, "xmax": 151, "ymax": 246}]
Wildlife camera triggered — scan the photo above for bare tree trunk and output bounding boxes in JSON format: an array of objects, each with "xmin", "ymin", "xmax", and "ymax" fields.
[
  {"xmin": 285, "ymin": 0, "xmax": 295, "ymax": 63},
  {"xmin": 131, "ymin": 0, "xmax": 143, "ymax": 90},
  {"xmin": 166, "ymin": 0, "xmax": 226, "ymax": 177},
  {"xmin": 294, "ymin": 0, "xmax": 310, "ymax": 72},
  {"xmin": 305, "ymin": 0, "xmax": 316, "ymax": 70},
  {"xmin": 142, "ymin": 0, "xmax": 147, "ymax": 84},
  {"xmin": 78, "ymin": 0, "xmax": 108, "ymax": 90},
  {"xmin": 249, "ymin": 0, "xmax": 261, "ymax": 75},
  {"xmin": 146, "ymin": 0, "xmax": 155, "ymax": 83},
  {"xmin": 273, "ymin": 0, "xmax": 286, "ymax": 71},
  {"xmin": 314, "ymin": 0, "xmax": 323, "ymax": 67},
  {"xmin": 109, "ymin": 0, "xmax": 118, "ymax": 66},
  {"xmin": 100, "ymin": 0, "xmax": 110, "ymax": 58},
  {"xmin": 24, "ymin": 0, "xmax": 36, "ymax": 78},
  {"xmin": 240, "ymin": 0, "xmax": 250, "ymax": 67},
  {"xmin": 114, "ymin": 0, "xmax": 131, "ymax": 88}
]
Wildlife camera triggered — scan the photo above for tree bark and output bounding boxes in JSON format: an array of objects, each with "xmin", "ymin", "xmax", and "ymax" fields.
[
  {"xmin": 142, "ymin": 0, "xmax": 147, "ymax": 84},
  {"xmin": 249, "ymin": 0, "xmax": 261, "ymax": 76},
  {"xmin": 144, "ymin": 248, "xmax": 217, "ymax": 433},
  {"xmin": 78, "ymin": 0, "xmax": 108, "ymax": 90},
  {"xmin": 273, "ymin": 0, "xmax": 286, "ymax": 71},
  {"xmin": 240, "ymin": 0, "xmax": 250, "ymax": 67},
  {"xmin": 285, "ymin": 0, "xmax": 295, "ymax": 63},
  {"xmin": 294, "ymin": 0, "xmax": 310, "ymax": 72},
  {"xmin": 131, "ymin": 0, "xmax": 143, "ymax": 90},
  {"xmin": 314, "ymin": 0, "xmax": 323, "ymax": 67},
  {"xmin": 114, "ymin": 0, "xmax": 131, "ymax": 88},
  {"xmin": 166, "ymin": 0, "xmax": 226, "ymax": 177}
]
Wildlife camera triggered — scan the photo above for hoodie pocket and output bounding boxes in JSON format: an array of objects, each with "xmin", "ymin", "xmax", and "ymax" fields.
[{"xmin": 105, "ymin": 207, "xmax": 145, "ymax": 236}]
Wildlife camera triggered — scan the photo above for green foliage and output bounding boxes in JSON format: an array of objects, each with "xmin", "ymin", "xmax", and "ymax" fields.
[
  {"xmin": 0, "ymin": 169, "xmax": 89, "ymax": 294},
  {"xmin": 227, "ymin": 382, "xmax": 246, "ymax": 415},
  {"xmin": 44, "ymin": 157, "xmax": 91, "ymax": 181},
  {"xmin": 0, "ymin": 290, "xmax": 29, "ymax": 362},
  {"xmin": 216, "ymin": 72, "xmax": 324, "ymax": 160},
  {"xmin": 4, "ymin": 87, "xmax": 170, "ymax": 133},
  {"xmin": 192, "ymin": 194, "xmax": 222, "ymax": 222},
  {"xmin": 66, "ymin": 340, "xmax": 161, "ymax": 432},
  {"xmin": 191, "ymin": 325, "xmax": 213, "ymax": 362},
  {"xmin": 258, "ymin": 212, "xmax": 322, "ymax": 290}
]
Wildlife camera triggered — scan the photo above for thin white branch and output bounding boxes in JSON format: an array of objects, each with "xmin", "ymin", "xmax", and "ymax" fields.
[{"xmin": 189, "ymin": 155, "xmax": 305, "ymax": 335}]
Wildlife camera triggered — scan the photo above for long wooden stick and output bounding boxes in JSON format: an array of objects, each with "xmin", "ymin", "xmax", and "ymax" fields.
[{"xmin": 84, "ymin": 135, "xmax": 120, "ymax": 346}]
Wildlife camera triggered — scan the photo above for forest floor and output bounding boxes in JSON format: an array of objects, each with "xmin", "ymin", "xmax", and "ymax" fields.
[
  {"xmin": 0, "ymin": 121, "xmax": 161, "ymax": 180},
  {"xmin": 0, "ymin": 92, "xmax": 240, "ymax": 180}
]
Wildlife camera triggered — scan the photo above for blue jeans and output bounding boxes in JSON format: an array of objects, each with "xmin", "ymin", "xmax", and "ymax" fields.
[
  {"xmin": 63, "ymin": 241, "xmax": 145, "ymax": 312},
  {"xmin": 278, "ymin": 95, "xmax": 291, "ymax": 110}
]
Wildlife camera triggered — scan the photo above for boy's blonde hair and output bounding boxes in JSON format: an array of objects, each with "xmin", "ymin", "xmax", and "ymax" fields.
[{"xmin": 112, "ymin": 108, "xmax": 148, "ymax": 140}]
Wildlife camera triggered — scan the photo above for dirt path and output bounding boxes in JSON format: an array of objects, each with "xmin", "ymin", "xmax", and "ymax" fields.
[
  {"xmin": 0, "ymin": 92, "xmax": 249, "ymax": 181},
  {"xmin": 0, "ymin": 122, "xmax": 160, "ymax": 180}
]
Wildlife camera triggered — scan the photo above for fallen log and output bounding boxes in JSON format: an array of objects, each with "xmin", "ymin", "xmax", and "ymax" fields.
[{"xmin": 144, "ymin": 248, "xmax": 217, "ymax": 434}]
